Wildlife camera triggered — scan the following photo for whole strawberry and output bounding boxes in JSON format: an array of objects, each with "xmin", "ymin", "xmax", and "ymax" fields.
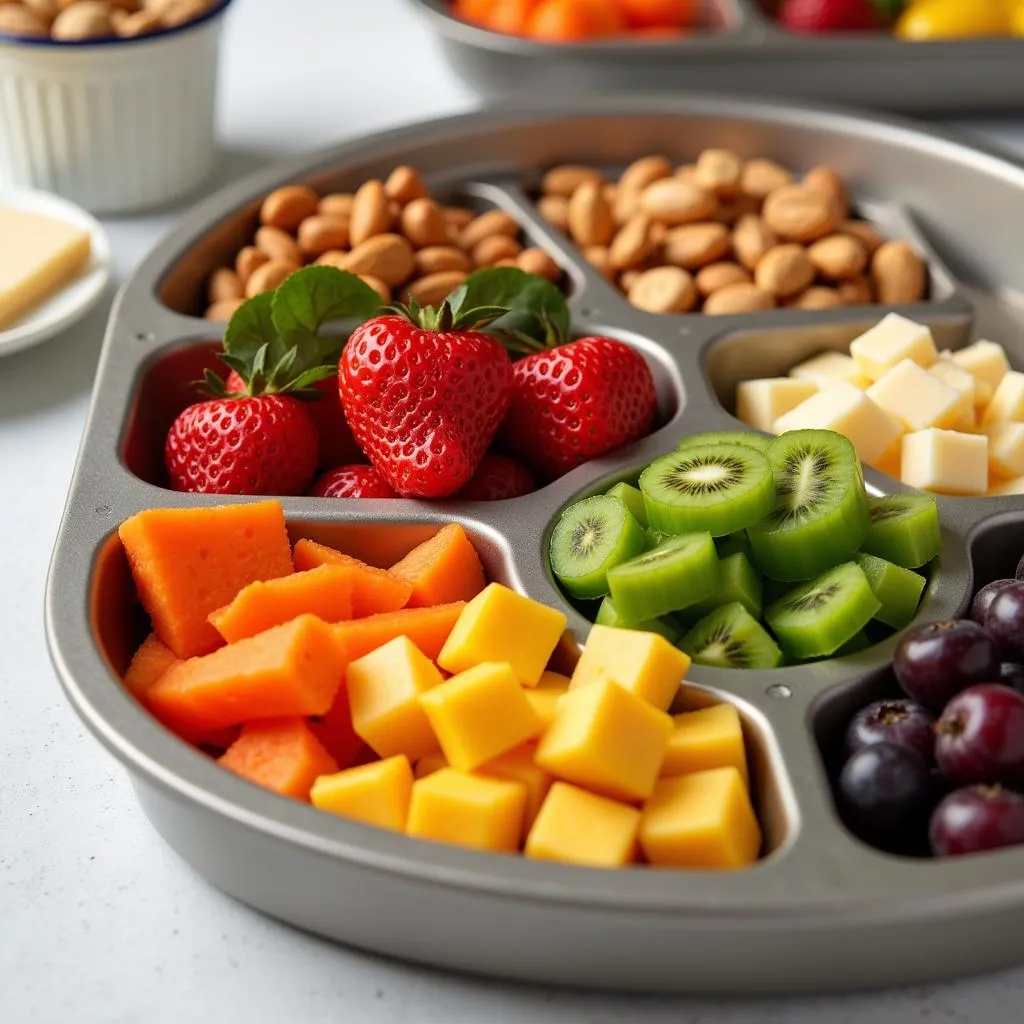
[
  {"xmin": 457, "ymin": 453, "xmax": 537, "ymax": 501},
  {"xmin": 778, "ymin": 0, "xmax": 877, "ymax": 31},
  {"xmin": 308, "ymin": 465, "xmax": 398, "ymax": 499},
  {"xmin": 499, "ymin": 336, "xmax": 657, "ymax": 481}
]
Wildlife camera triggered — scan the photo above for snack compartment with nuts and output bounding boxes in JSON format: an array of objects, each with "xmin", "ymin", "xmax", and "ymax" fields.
[{"xmin": 0, "ymin": 1, "xmax": 221, "ymax": 41}]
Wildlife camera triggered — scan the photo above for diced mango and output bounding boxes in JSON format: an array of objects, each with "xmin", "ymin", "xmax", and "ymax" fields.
[
  {"xmin": 639, "ymin": 767, "xmax": 762, "ymax": 869},
  {"xmin": 985, "ymin": 421, "xmax": 1024, "ymax": 480},
  {"xmin": 982, "ymin": 371, "xmax": 1024, "ymax": 426},
  {"xmin": 437, "ymin": 583, "xmax": 567, "ymax": 686},
  {"xmin": 866, "ymin": 359, "xmax": 963, "ymax": 432},
  {"xmin": 346, "ymin": 636, "xmax": 444, "ymax": 761},
  {"xmin": 413, "ymin": 753, "xmax": 448, "ymax": 779},
  {"xmin": 525, "ymin": 782, "xmax": 640, "ymax": 868},
  {"xmin": 849, "ymin": 313, "xmax": 937, "ymax": 381},
  {"xmin": 990, "ymin": 475, "xmax": 1024, "ymax": 496},
  {"xmin": 406, "ymin": 768, "xmax": 526, "ymax": 853},
  {"xmin": 535, "ymin": 680, "xmax": 673, "ymax": 804},
  {"xmin": 568, "ymin": 624, "xmax": 689, "ymax": 712},
  {"xmin": 524, "ymin": 671, "xmax": 571, "ymax": 729},
  {"xmin": 772, "ymin": 382, "xmax": 903, "ymax": 466},
  {"xmin": 662, "ymin": 704, "xmax": 749, "ymax": 786},
  {"xmin": 952, "ymin": 339, "xmax": 1010, "ymax": 392},
  {"xmin": 420, "ymin": 662, "xmax": 543, "ymax": 772},
  {"xmin": 536, "ymin": 670, "xmax": 572, "ymax": 691},
  {"xmin": 788, "ymin": 350, "xmax": 869, "ymax": 389},
  {"xmin": 310, "ymin": 754, "xmax": 413, "ymax": 832},
  {"xmin": 736, "ymin": 378, "xmax": 818, "ymax": 433},
  {"xmin": 476, "ymin": 743, "xmax": 553, "ymax": 835},
  {"xmin": 901, "ymin": 428, "xmax": 988, "ymax": 496}
]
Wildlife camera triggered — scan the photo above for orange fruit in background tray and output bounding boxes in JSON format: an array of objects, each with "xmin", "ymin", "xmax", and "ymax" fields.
[
  {"xmin": 484, "ymin": 0, "xmax": 540, "ymax": 34},
  {"xmin": 617, "ymin": 0, "xmax": 697, "ymax": 28},
  {"xmin": 526, "ymin": 0, "xmax": 626, "ymax": 39},
  {"xmin": 454, "ymin": 0, "xmax": 499, "ymax": 24}
]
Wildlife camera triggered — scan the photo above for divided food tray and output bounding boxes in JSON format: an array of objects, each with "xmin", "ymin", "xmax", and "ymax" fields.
[
  {"xmin": 409, "ymin": 0, "xmax": 1024, "ymax": 115},
  {"xmin": 45, "ymin": 97, "xmax": 1024, "ymax": 995}
]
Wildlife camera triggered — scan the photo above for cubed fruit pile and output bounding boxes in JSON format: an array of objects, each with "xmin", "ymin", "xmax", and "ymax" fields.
[
  {"xmin": 549, "ymin": 428, "xmax": 942, "ymax": 667},
  {"xmin": 116, "ymin": 500, "xmax": 762, "ymax": 870},
  {"xmin": 736, "ymin": 314, "xmax": 1023, "ymax": 497},
  {"xmin": 534, "ymin": 155, "xmax": 926, "ymax": 315},
  {"xmin": 834, "ymin": 562, "xmax": 1024, "ymax": 859}
]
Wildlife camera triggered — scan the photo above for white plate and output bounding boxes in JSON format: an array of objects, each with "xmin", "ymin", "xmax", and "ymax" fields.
[{"xmin": 0, "ymin": 188, "xmax": 111, "ymax": 358}]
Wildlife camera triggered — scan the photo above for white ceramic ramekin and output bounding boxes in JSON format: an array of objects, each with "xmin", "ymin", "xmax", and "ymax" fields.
[{"xmin": 0, "ymin": 1, "xmax": 234, "ymax": 214}]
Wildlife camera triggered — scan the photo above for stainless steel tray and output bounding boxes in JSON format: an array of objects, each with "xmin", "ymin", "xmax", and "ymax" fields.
[
  {"xmin": 409, "ymin": 0, "xmax": 1024, "ymax": 115},
  {"xmin": 45, "ymin": 96, "xmax": 1024, "ymax": 995}
]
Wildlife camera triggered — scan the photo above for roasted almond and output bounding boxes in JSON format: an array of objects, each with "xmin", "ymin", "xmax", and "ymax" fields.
[
  {"xmin": 315, "ymin": 250, "xmax": 348, "ymax": 270},
  {"xmin": 245, "ymin": 259, "xmax": 297, "ymax": 298},
  {"xmin": 663, "ymin": 222, "xmax": 731, "ymax": 271},
  {"xmin": 473, "ymin": 234, "xmax": 522, "ymax": 267},
  {"xmin": 740, "ymin": 158, "xmax": 794, "ymax": 200},
  {"xmin": 871, "ymin": 241, "xmax": 927, "ymax": 304},
  {"xmin": 694, "ymin": 149, "xmax": 743, "ymax": 197},
  {"xmin": 713, "ymin": 193, "xmax": 759, "ymax": 226},
  {"xmin": 255, "ymin": 225, "xmax": 302, "ymax": 266},
  {"xmin": 0, "ymin": 5, "xmax": 48, "ymax": 35},
  {"xmin": 207, "ymin": 267, "xmax": 244, "ymax": 304},
  {"xmin": 840, "ymin": 219, "xmax": 885, "ymax": 255},
  {"xmin": 517, "ymin": 247, "xmax": 561, "ymax": 281},
  {"xmin": 608, "ymin": 214, "xmax": 654, "ymax": 271},
  {"xmin": 628, "ymin": 266, "xmax": 697, "ymax": 314},
  {"xmin": 400, "ymin": 198, "xmax": 450, "ymax": 248},
  {"xmin": 235, "ymin": 246, "xmax": 270, "ymax": 284},
  {"xmin": 349, "ymin": 180, "xmax": 391, "ymax": 247},
  {"xmin": 695, "ymin": 261, "xmax": 752, "ymax": 296},
  {"xmin": 613, "ymin": 186, "xmax": 643, "ymax": 225},
  {"xmin": 838, "ymin": 276, "xmax": 874, "ymax": 305},
  {"xmin": 384, "ymin": 166, "xmax": 428, "ymax": 206},
  {"xmin": 205, "ymin": 298, "xmax": 245, "ymax": 322},
  {"xmin": 443, "ymin": 206, "xmax": 476, "ymax": 231},
  {"xmin": 732, "ymin": 214, "xmax": 779, "ymax": 270},
  {"xmin": 358, "ymin": 275, "xmax": 392, "ymax": 304},
  {"xmin": 298, "ymin": 215, "xmax": 350, "ymax": 257},
  {"xmin": 754, "ymin": 244, "xmax": 816, "ymax": 298},
  {"xmin": 762, "ymin": 184, "xmax": 838, "ymax": 243},
  {"xmin": 459, "ymin": 210, "xmax": 520, "ymax": 251},
  {"xmin": 789, "ymin": 286, "xmax": 844, "ymax": 310},
  {"xmin": 413, "ymin": 245, "xmax": 472, "ymax": 277},
  {"xmin": 541, "ymin": 164, "xmax": 605, "ymax": 197},
  {"xmin": 568, "ymin": 181, "xmax": 615, "ymax": 247},
  {"xmin": 342, "ymin": 233, "xmax": 416, "ymax": 287},
  {"xmin": 803, "ymin": 166, "xmax": 849, "ymax": 221},
  {"xmin": 640, "ymin": 178, "xmax": 717, "ymax": 225},
  {"xmin": 806, "ymin": 233, "xmax": 868, "ymax": 281},
  {"xmin": 537, "ymin": 195, "xmax": 570, "ymax": 233},
  {"xmin": 583, "ymin": 246, "xmax": 615, "ymax": 281},
  {"xmin": 618, "ymin": 155, "xmax": 674, "ymax": 195},
  {"xmin": 405, "ymin": 271, "xmax": 469, "ymax": 308},
  {"xmin": 703, "ymin": 282, "xmax": 776, "ymax": 315},
  {"xmin": 260, "ymin": 185, "xmax": 319, "ymax": 231},
  {"xmin": 318, "ymin": 193, "xmax": 355, "ymax": 218}
]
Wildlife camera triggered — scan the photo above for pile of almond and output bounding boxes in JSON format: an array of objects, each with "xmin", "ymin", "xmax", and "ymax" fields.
[
  {"xmin": 203, "ymin": 167, "xmax": 562, "ymax": 321},
  {"xmin": 536, "ymin": 153, "xmax": 928, "ymax": 316},
  {"xmin": 0, "ymin": 0, "xmax": 215, "ymax": 40}
]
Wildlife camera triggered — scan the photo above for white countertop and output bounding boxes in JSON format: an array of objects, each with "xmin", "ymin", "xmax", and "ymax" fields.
[{"xmin": 3, "ymin": 1, "xmax": 1024, "ymax": 1020}]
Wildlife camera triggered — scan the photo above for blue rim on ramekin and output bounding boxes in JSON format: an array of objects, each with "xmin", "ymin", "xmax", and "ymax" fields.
[{"xmin": 0, "ymin": 0, "xmax": 235, "ymax": 48}]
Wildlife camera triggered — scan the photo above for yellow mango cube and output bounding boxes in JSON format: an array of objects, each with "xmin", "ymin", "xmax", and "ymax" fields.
[
  {"xmin": 639, "ymin": 767, "xmax": 762, "ymax": 869},
  {"xmin": 413, "ymin": 752, "xmax": 448, "ymax": 779},
  {"xmin": 952, "ymin": 339, "xmax": 1010, "ymax": 392},
  {"xmin": 535, "ymin": 680, "xmax": 673, "ymax": 803},
  {"xmin": 985, "ymin": 422, "xmax": 1024, "ymax": 479},
  {"xmin": 662, "ymin": 704, "xmax": 749, "ymax": 786},
  {"xmin": 525, "ymin": 781, "xmax": 640, "ymax": 868},
  {"xmin": 981, "ymin": 371, "xmax": 1024, "ymax": 426},
  {"xmin": 476, "ymin": 742, "xmax": 553, "ymax": 835},
  {"xmin": 420, "ymin": 662, "xmax": 543, "ymax": 772},
  {"xmin": 990, "ymin": 475, "xmax": 1024, "ymax": 496},
  {"xmin": 788, "ymin": 350, "xmax": 869, "ymax": 389},
  {"xmin": 406, "ymin": 768, "xmax": 526, "ymax": 853},
  {"xmin": 524, "ymin": 671, "xmax": 571, "ymax": 729},
  {"xmin": 568, "ymin": 624, "xmax": 690, "ymax": 712},
  {"xmin": 866, "ymin": 359, "xmax": 964, "ymax": 432},
  {"xmin": 901, "ymin": 428, "xmax": 988, "ymax": 496},
  {"xmin": 347, "ymin": 636, "xmax": 444, "ymax": 761},
  {"xmin": 310, "ymin": 754, "xmax": 413, "ymax": 832},
  {"xmin": 437, "ymin": 583, "xmax": 567, "ymax": 686},
  {"xmin": 849, "ymin": 313, "xmax": 937, "ymax": 382},
  {"xmin": 736, "ymin": 378, "xmax": 818, "ymax": 433}
]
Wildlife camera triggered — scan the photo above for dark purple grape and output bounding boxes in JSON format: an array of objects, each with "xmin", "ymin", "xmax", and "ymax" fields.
[
  {"xmin": 845, "ymin": 698, "xmax": 935, "ymax": 763},
  {"xmin": 838, "ymin": 742, "xmax": 935, "ymax": 847},
  {"xmin": 1016, "ymin": 554, "xmax": 1024, "ymax": 581},
  {"xmin": 984, "ymin": 582, "xmax": 1024, "ymax": 662},
  {"xmin": 999, "ymin": 663, "xmax": 1024, "ymax": 692},
  {"xmin": 934, "ymin": 684, "xmax": 1024, "ymax": 786},
  {"xmin": 929, "ymin": 785, "xmax": 1024, "ymax": 857},
  {"xmin": 893, "ymin": 620, "xmax": 1000, "ymax": 711},
  {"xmin": 971, "ymin": 579, "xmax": 1017, "ymax": 626}
]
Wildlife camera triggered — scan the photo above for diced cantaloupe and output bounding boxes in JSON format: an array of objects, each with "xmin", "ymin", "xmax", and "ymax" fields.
[
  {"xmin": 292, "ymin": 539, "xmax": 412, "ymax": 616},
  {"xmin": 331, "ymin": 602, "xmax": 464, "ymax": 663},
  {"xmin": 901, "ymin": 428, "xmax": 988, "ymax": 496},
  {"xmin": 308, "ymin": 683, "xmax": 363, "ymax": 770},
  {"xmin": 662, "ymin": 704, "xmax": 749, "ymax": 786},
  {"xmin": 123, "ymin": 632, "xmax": 182, "ymax": 697},
  {"xmin": 310, "ymin": 754, "xmax": 413, "ymax": 831},
  {"xmin": 389, "ymin": 524, "xmax": 486, "ymax": 608},
  {"xmin": 476, "ymin": 743, "xmax": 552, "ymax": 836}
]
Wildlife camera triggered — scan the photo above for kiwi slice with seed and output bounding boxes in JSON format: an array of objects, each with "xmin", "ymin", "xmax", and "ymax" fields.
[
  {"xmin": 747, "ymin": 429, "xmax": 869, "ymax": 582},
  {"xmin": 677, "ymin": 430, "xmax": 770, "ymax": 453},
  {"xmin": 679, "ymin": 602, "xmax": 783, "ymax": 670},
  {"xmin": 605, "ymin": 482, "xmax": 648, "ymax": 527},
  {"xmin": 607, "ymin": 532, "xmax": 720, "ymax": 621},
  {"xmin": 595, "ymin": 597, "xmax": 680, "ymax": 643},
  {"xmin": 677, "ymin": 552, "xmax": 763, "ymax": 625},
  {"xmin": 855, "ymin": 553, "xmax": 926, "ymax": 630},
  {"xmin": 549, "ymin": 495, "xmax": 646, "ymax": 600},
  {"xmin": 860, "ymin": 494, "xmax": 941, "ymax": 569},
  {"xmin": 639, "ymin": 442, "xmax": 775, "ymax": 538},
  {"xmin": 764, "ymin": 561, "xmax": 881, "ymax": 659},
  {"xmin": 646, "ymin": 527, "xmax": 669, "ymax": 549}
]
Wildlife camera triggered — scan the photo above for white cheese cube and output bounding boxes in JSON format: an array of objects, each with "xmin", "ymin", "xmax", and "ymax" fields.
[
  {"xmin": 866, "ymin": 359, "xmax": 964, "ymax": 432},
  {"xmin": 928, "ymin": 359, "xmax": 977, "ymax": 429},
  {"xmin": 901, "ymin": 429, "xmax": 988, "ymax": 496},
  {"xmin": 736, "ymin": 378, "xmax": 819, "ymax": 433},
  {"xmin": 952, "ymin": 340, "xmax": 1010, "ymax": 392},
  {"xmin": 984, "ymin": 422, "xmax": 1024, "ymax": 480},
  {"xmin": 772, "ymin": 381, "xmax": 903, "ymax": 466},
  {"xmin": 976, "ymin": 379, "xmax": 995, "ymax": 410},
  {"xmin": 849, "ymin": 313, "xmax": 938, "ymax": 382},
  {"xmin": 981, "ymin": 371, "xmax": 1024, "ymax": 426},
  {"xmin": 873, "ymin": 437, "xmax": 903, "ymax": 477},
  {"xmin": 989, "ymin": 475, "xmax": 1024, "ymax": 497},
  {"xmin": 788, "ymin": 351, "xmax": 869, "ymax": 389}
]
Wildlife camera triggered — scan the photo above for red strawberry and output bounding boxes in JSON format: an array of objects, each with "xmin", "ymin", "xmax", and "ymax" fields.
[
  {"xmin": 166, "ymin": 396, "xmax": 318, "ymax": 495},
  {"xmin": 308, "ymin": 464, "xmax": 398, "ymax": 499},
  {"xmin": 457, "ymin": 453, "xmax": 538, "ymax": 501},
  {"xmin": 498, "ymin": 336, "xmax": 657, "ymax": 480},
  {"xmin": 340, "ymin": 314, "xmax": 513, "ymax": 498},
  {"xmin": 777, "ymin": 0, "xmax": 876, "ymax": 31}
]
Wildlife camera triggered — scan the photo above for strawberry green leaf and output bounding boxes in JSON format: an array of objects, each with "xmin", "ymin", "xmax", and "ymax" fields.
[
  {"xmin": 289, "ymin": 365, "xmax": 339, "ymax": 391},
  {"xmin": 224, "ymin": 291, "xmax": 276, "ymax": 366},
  {"xmin": 448, "ymin": 267, "xmax": 570, "ymax": 346}
]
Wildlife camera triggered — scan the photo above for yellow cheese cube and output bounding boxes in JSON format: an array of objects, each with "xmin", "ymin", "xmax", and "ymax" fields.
[
  {"xmin": 639, "ymin": 767, "xmax": 762, "ymax": 869},
  {"xmin": 662, "ymin": 704, "xmax": 749, "ymax": 786},
  {"xmin": 866, "ymin": 359, "xmax": 963, "ymax": 432},
  {"xmin": 736, "ymin": 378, "xmax": 818, "ymax": 433},
  {"xmin": 929, "ymin": 359, "xmax": 977, "ymax": 429},
  {"xmin": 984, "ymin": 422, "xmax": 1024, "ymax": 480},
  {"xmin": 476, "ymin": 742, "xmax": 553, "ymax": 835},
  {"xmin": 347, "ymin": 636, "xmax": 444, "ymax": 761},
  {"xmin": 437, "ymin": 583, "xmax": 567, "ymax": 686},
  {"xmin": 849, "ymin": 314, "xmax": 937, "ymax": 382},
  {"xmin": 0, "ymin": 205, "xmax": 92, "ymax": 329},
  {"xmin": 310, "ymin": 754, "xmax": 413, "ymax": 832},
  {"xmin": 569, "ymin": 624, "xmax": 690, "ymax": 712},
  {"xmin": 901, "ymin": 428, "xmax": 988, "ymax": 496},
  {"xmin": 981, "ymin": 371, "xmax": 1024, "ymax": 426},
  {"xmin": 420, "ymin": 662, "xmax": 543, "ymax": 772},
  {"xmin": 872, "ymin": 436, "xmax": 903, "ymax": 477},
  {"xmin": 525, "ymin": 781, "xmax": 640, "ymax": 868},
  {"xmin": 990, "ymin": 475, "xmax": 1024, "ymax": 496},
  {"xmin": 975, "ymin": 378, "xmax": 995, "ymax": 411},
  {"xmin": 952, "ymin": 340, "xmax": 1010, "ymax": 392},
  {"xmin": 535, "ymin": 680, "xmax": 673, "ymax": 803},
  {"xmin": 772, "ymin": 382, "xmax": 903, "ymax": 466},
  {"xmin": 413, "ymin": 752, "xmax": 448, "ymax": 779},
  {"xmin": 788, "ymin": 350, "xmax": 870, "ymax": 389},
  {"xmin": 407, "ymin": 768, "xmax": 526, "ymax": 853}
]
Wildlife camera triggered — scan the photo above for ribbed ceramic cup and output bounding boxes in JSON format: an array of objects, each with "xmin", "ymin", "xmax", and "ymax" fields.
[{"xmin": 0, "ymin": 1, "xmax": 234, "ymax": 214}]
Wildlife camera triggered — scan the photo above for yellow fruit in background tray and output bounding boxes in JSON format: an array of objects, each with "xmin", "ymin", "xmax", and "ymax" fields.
[
  {"xmin": 896, "ymin": 0, "xmax": 1011, "ymax": 39},
  {"xmin": 662, "ymin": 704, "xmax": 749, "ymax": 787},
  {"xmin": 476, "ymin": 743, "xmax": 553, "ymax": 837},
  {"xmin": 311, "ymin": 755, "xmax": 414, "ymax": 833}
]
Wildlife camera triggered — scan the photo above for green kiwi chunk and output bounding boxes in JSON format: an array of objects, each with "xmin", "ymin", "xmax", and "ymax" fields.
[
  {"xmin": 677, "ymin": 430, "xmax": 770, "ymax": 453},
  {"xmin": 860, "ymin": 494, "xmax": 941, "ymax": 569},
  {"xmin": 677, "ymin": 552, "xmax": 763, "ymax": 625},
  {"xmin": 678, "ymin": 602, "xmax": 783, "ymax": 670},
  {"xmin": 605, "ymin": 482, "xmax": 648, "ymax": 527},
  {"xmin": 595, "ymin": 597, "xmax": 681, "ymax": 643},
  {"xmin": 855, "ymin": 553, "xmax": 926, "ymax": 630},
  {"xmin": 715, "ymin": 531, "xmax": 754, "ymax": 560}
]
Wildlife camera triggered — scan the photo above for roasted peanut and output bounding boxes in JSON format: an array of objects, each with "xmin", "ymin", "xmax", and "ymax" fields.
[
  {"xmin": 762, "ymin": 185, "xmax": 838, "ymax": 243},
  {"xmin": 255, "ymin": 226, "xmax": 302, "ymax": 267},
  {"xmin": 405, "ymin": 271, "xmax": 469, "ymax": 308},
  {"xmin": 694, "ymin": 149, "xmax": 743, "ymax": 197},
  {"xmin": 695, "ymin": 262, "xmax": 752, "ymax": 296},
  {"xmin": 755, "ymin": 244, "xmax": 816, "ymax": 298},
  {"xmin": 541, "ymin": 164, "xmax": 605, "ymax": 197},
  {"xmin": 205, "ymin": 299, "xmax": 245, "ymax": 322},
  {"xmin": 703, "ymin": 283, "xmax": 776, "ymax": 315},
  {"xmin": 458, "ymin": 210, "xmax": 520, "ymax": 251},
  {"xmin": 740, "ymin": 158, "xmax": 794, "ymax": 200},
  {"xmin": 443, "ymin": 206, "xmax": 475, "ymax": 231},
  {"xmin": 260, "ymin": 185, "xmax": 319, "ymax": 232},
  {"xmin": 838, "ymin": 276, "xmax": 874, "ymax": 305},
  {"xmin": 358, "ymin": 275, "xmax": 392, "ymax": 304},
  {"xmin": 806, "ymin": 233, "xmax": 868, "ymax": 281},
  {"xmin": 840, "ymin": 219, "xmax": 885, "ymax": 255},
  {"xmin": 400, "ymin": 198, "xmax": 450, "ymax": 248},
  {"xmin": 619, "ymin": 269, "xmax": 641, "ymax": 292},
  {"xmin": 235, "ymin": 246, "xmax": 270, "ymax": 284},
  {"xmin": 315, "ymin": 250, "xmax": 348, "ymax": 270},
  {"xmin": 568, "ymin": 181, "xmax": 615, "ymax": 247},
  {"xmin": 609, "ymin": 214, "xmax": 654, "ymax": 271},
  {"xmin": 663, "ymin": 223, "xmax": 731, "ymax": 271},
  {"xmin": 789, "ymin": 286, "xmax": 844, "ymax": 310},
  {"xmin": 114, "ymin": 8, "xmax": 161, "ymax": 35},
  {"xmin": 349, "ymin": 180, "xmax": 391, "ymax": 247},
  {"xmin": 628, "ymin": 266, "xmax": 697, "ymax": 314},
  {"xmin": 413, "ymin": 246, "xmax": 471, "ymax": 277},
  {"xmin": 613, "ymin": 186, "xmax": 642, "ymax": 225},
  {"xmin": 159, "ymin": 0, "xmax": 209, "ymax": 28},
  {"xmin": 50, "ymin": 1, "xmax": 112, "ymax": 39},
  {"xmin": 640, "ymin": 178, "xmax": 716, "ymax": 226},
  {"xmin": 245, "ymin": 259, "xmax": 297, "ymax": 298},
  {"xmin": 713, "ymin": 193, "xmax": 758, "ymax": 226},
  {"xmin": 473, "ymin": 234, "xmax": 522, "ymax": 268},
  {"xmin": 342, "ymin": 234, "xmax": 415, "ymax": 287},
  {"xmin": 298, "ymin": 215, "xmax": 350, "ymax": 257},
  {"xmin": 871, "ymin": 241, "xmax": 926, "ymax": 305},
  {"xmin": 803, "ymin": 166, "xmax": 849, "ymax": 221},
  {"xmin": 537, "ymin": 195, "xmax": 570, "ymax": 233},
  {"xmin": 0, "ymin": 5, "xmax": 48, "ymax": 35},
  {"xmin": 619, "ymin": 155, "xmax": 673, "ymax": 195},
  {"xmin": 207, "ymin": 268, "xmax": 244, "ymax": 304},
  {"xmin": 318, "ymin": 193, "xmax": 355, "ymax": 218},
  {"xmin": 384, "ymin": 166, "xmax": 428, "ymax": 206},
  {"xmin": 22, "ymin": 0, "xmax": 58, "ymax": 22},
  {"xmin": 583, "ymin": 246, "xmax": 615, "ymax": 281},
  {"xmin": 732, "ymin": 214, "xmax": 779, "ymax": 271},
  {"xmin": 517, "ymin": 247, "xmax": 560, "ymax": 282}
]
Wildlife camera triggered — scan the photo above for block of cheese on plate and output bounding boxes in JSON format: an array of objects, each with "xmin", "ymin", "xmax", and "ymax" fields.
[
  {"xmin": 951, "ymin": 340, "xmax": 1010, "ymax": 392},
  {"xmin": 866, "ymin": 359, "xmax": 965, "ymax": 432},
  {"xmin": 788, "ymin": 351, "xmax": 869, "ymax": 389},
  {"xmin": 735, "ymin": 378, "xmax": 818, "ymax": 434},
  {"xmin": 0, "ymin": 205, "xmax": 91, "ymax": 329},
  {"xmin": 901, "ymin": 428, "xmax": 988, "ymax": 496},
  {"xmin": 849, "ymin": 313, "xmax": 938, "ymax": 381}
]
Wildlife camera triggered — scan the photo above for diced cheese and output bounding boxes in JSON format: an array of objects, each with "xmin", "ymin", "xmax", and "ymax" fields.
[
  {"xmin": 984, "ymin": 421, "xmax": 1024, "ymax": 480},
  {"xmin": 866, "ymin": 359, "xmax": 964, "ymax": 432},
  {"xmin": 772, "ymin": 381, "xmax": 904, "ymax": 466},
  {"xmin": 849, "ymin": 313, "xmax": 938, "ymax": 381},
  {"xmin": 788, "ymin": 350, "xmax": 870, "ymax": 389},
  {"xmin": 989, "ymin": 475, "xmax": 1024, "ymax": 496},
  {"xmin": 901, "ymin": 428, "xmax": 988, "ymax": 496},
  {"xmin": 981, "ymin": 371, "xmax": 1024, "ymax": 426},
  {"xmin": 928, "ymin": 359, "xmax": 977, "ymax": 430},
  {"xmin": 952, "ymin": 340, "xmax": 1010, "ymax": 392},
  {"xmin": 736, "ymin": 378, "xmax": 819, "ymax": 434},
  {"xmin": 873, "ymin": 437, "xmax": 904, "ymax": 477},
  {"xmin": 0, "ymin": 205, "xmax": 91, "ymax": 329}
]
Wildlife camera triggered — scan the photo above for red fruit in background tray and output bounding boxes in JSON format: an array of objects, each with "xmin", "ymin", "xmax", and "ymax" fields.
[
  {"xmin": 308, "ymin": 465, "xmax": 399, "ymax": 499},
  {"xmin": 934, "ymin": 684, "xmax": 1024, "ymax": 787},
  {"xmin": 457, "ymin": 453, "xmax": 538, "ymax": 501},
  {"xmin": 929, "ymin": 785, "xmax": 1024, "ymax": 857},
  {"xmin": 777, "ymin": 0, "xmax": 877, "ymax": 32},
  {"xmin": 618, "ymin": 0, "xmax": 696, "ymax": 29},
  {"xmin": 499, "ymin": 335, "xmax": 657, "ymax": 481}
]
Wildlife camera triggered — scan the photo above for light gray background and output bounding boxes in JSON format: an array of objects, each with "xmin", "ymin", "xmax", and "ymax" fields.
[{"xmin": 3, "ymin": 1, "xmax": 1023, "ymax": 1020}]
